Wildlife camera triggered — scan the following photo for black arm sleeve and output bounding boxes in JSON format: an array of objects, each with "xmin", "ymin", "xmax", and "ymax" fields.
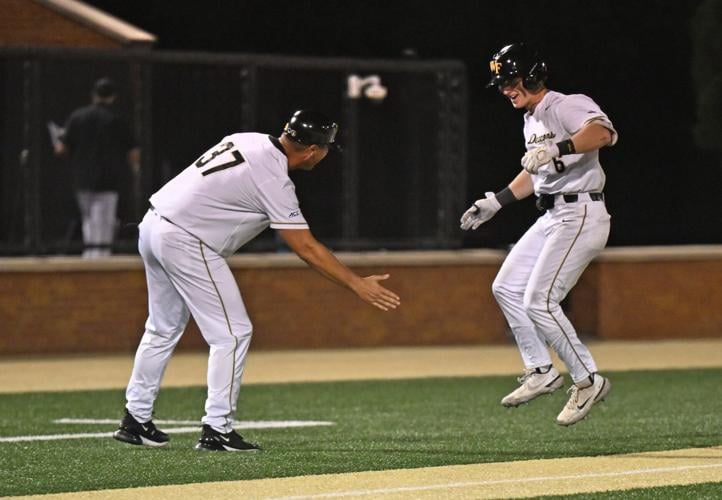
[{"xmin": 495, "ymin": 186, "xmax": 518, "ymax": 207}]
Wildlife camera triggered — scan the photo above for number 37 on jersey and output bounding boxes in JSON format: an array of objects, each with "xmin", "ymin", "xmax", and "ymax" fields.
[{"xmin": 195, "ymin": 141, "xmax": 245, "ymax": 176}]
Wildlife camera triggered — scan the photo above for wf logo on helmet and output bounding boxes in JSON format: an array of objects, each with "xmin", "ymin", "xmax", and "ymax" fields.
[{"xmin": 490, "ymin": 60, "xmax": 501, "ymax": 74}]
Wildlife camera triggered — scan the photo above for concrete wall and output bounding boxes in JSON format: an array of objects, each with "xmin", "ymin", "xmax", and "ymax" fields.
[{"xmin": 1, "ymin": 247, "xmax": 721, "ymax": 356}]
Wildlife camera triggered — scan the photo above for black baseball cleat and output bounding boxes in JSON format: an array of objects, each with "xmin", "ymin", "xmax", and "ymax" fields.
[
  {"xmin": 113, "ymin": 409, "xmax": 169, "ymax": 447},
  {"xmin": 194, "ymin": 424, "xmax": 261, "ymax": 452}
]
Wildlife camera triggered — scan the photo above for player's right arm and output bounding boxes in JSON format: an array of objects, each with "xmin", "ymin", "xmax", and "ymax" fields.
[
  {"xmin": 508, "ymin": 170, "xmax": 534, "ymax": 200},
  {"xmin": 460, "ymin": 171, "xmax": 533, "ymax": 231},
  {"xmin": 278, "ymin": 228, "xmax": 401, "ymax": 311}
]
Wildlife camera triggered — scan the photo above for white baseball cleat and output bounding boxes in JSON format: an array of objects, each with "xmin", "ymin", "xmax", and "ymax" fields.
[
  {"xmin": 501, "ymin": 366, "xmax": 564, "ymax": 407},
  {"xmin": 556, "ymin": 374, "xmax": 611, "ymax": 426}
]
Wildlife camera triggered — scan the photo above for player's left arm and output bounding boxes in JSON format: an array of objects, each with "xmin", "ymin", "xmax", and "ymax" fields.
[
  {"xmin": 562, "ymin": 121, "xmax": 614, "ymax": 155},
  {"xmin": 554, "ymin": 95, "xmax": 618, "ymax": 155},
  {"xmin": 522, "ymin": 115, "xmax": 616, "ymax": 174}
]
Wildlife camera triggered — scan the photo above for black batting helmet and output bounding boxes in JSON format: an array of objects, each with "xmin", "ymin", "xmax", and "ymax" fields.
[
  {"xmin": 487, "ymin": 43, "xmax": 548, "ymax": 90},
  {"xmin": 283, "ymin": 110, "xmax": 341, "ymax": 151}
]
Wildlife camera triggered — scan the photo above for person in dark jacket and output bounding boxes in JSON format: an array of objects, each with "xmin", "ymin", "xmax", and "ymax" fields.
[{"xmin": 54, "ymin": 77, "xmax": 140, "ymax": 257}]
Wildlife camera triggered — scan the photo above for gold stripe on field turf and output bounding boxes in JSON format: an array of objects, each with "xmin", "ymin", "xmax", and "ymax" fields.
[{"xmin": 8, "ymin": 446, "xmax": 722, "ymax": 499}]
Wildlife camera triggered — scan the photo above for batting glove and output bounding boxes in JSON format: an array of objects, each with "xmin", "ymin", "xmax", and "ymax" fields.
[
  {"xmin": 521, "ymin": 142, "xmax": 560, "ymax": 174},
  {"xmin": 460, "ymin": 192, "xmax": 502, "ymax": 230}
]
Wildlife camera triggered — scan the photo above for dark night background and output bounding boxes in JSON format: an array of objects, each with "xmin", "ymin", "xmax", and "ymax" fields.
[{"xmin": 82, "ymin": 0, "xmax": 722, "ymax": 247}]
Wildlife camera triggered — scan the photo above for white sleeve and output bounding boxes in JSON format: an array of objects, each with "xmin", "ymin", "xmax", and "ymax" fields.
[
  {"xmin": 558, "ymin": 94, "xmax": 618, "ymax": 146},
  {"xmin": 257, "ymin": 177, "xmax": 309, "ymax": 230}
]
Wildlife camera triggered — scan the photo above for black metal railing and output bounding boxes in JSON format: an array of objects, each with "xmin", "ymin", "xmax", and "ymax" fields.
[{"xmin": 0, "ymin": 47, "xmax": 467, "ymax": 255}]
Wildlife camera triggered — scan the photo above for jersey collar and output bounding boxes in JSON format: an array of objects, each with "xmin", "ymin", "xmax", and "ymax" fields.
[{"xmin": 268, "ymin": 136, "xmax": 287, "ymax": 157}]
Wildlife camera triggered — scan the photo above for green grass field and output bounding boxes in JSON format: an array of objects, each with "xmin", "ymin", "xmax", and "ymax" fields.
[
  {"xmin": 539, "ymin": 482, "xmax": 722, "ymax": 499},
  {"xmin": 1, "ymin": 368, "xmax": 721, "ymax": 497}
]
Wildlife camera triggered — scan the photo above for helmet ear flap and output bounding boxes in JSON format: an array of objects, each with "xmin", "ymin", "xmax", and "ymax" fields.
[{"xmin": 523, "ymin": 61, "xmax": 548, "ymax": 91}]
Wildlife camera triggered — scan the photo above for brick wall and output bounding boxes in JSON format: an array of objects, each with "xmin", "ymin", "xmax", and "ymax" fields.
[
  {"xmin": 566, "ymin": 246, "xmax": 722, "ymax": 340},
  {"xmin": 2, "ymin": 247, "xmax": 721, "ymax": 356},
  {"xmin": 0, "ymin": 251, "xmax": 509, "ymax": 355}
]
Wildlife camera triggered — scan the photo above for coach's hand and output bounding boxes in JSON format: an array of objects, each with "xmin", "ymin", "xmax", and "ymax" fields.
[
  {"xmin": 521, "ymin": 142, "xmax": 560, "ymax": 174},
  {"xmin": 460, "ymin": 192, "xmax": 501, "ymax": 230},
  {"xmin": 352, "ymin": 274, "xmax": 401, "ymax": 311}
]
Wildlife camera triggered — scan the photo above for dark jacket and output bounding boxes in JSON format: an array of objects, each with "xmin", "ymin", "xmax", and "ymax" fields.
[{"xmin": 62, "ymin": 103, "xmax": 134, "ymax": 191}]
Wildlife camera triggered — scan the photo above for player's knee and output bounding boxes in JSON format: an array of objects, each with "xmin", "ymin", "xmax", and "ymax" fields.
[
  {"xmin": 523, "ymin": 290, "xmax": 564, "ymax": 321},
  {"xmin": 141, "ymin": 327, "xmax": 184, "ymax": 346},
  {"xmin": 237, "ymin": 326, "xmax": 253, "ymax": 340},
  {"xmin": 231, "ymin": 321, "xmax": 253, "ymax": 341},
  {"xmin": 522, "ymin": 290, "xmax": 546, "ymax": 318},
  {"xmin": 491, "ymin": 279, "xmax": 515, "ymax": 304},
  {"xmin": 206, "ymin": 330, "xmax": 252, "ymax": 349}
]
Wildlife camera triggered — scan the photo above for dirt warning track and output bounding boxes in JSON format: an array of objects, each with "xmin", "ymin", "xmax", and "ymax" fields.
[{"xmin": 2, "ymin": 339, "xmax": 722, "ymax": 393}]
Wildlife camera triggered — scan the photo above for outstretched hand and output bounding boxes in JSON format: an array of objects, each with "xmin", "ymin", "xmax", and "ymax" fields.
[
  {"xmin": 353, "ymin": 274, "xmax": 401, "ymax": 311},
  {"xmin": 460, "ymin": 192, "xmax": 502, "ymax": 230}
]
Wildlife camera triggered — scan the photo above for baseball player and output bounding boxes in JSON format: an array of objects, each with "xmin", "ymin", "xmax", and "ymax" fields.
[
  {"xmin": 460, "ymin": 43, "xmax": 617, "ymax": 426},
  {"xmin": 113, "ymin": 110, "xmax": 401, "ymax": 451}
]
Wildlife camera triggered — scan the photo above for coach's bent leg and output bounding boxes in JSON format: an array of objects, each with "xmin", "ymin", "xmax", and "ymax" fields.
[
  {"xmin": 204, "ymin": 325, "xmax": 253, "ymax": 433},
  {"xmin": 170, "ymin": 242, "xmax": 254, "ymax": 434},
  {"xmin": 126, "ymin": 211, "xmax": 190, "ymax": 422},
  {"xmin": 126, "ymin": 322, "xmax": 188, "ymax": 421}
]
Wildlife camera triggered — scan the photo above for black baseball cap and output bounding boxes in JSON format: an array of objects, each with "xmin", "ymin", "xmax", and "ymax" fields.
[{"xmin": 93, "ymin": 77, "xmax": 117, "ymax": 98}]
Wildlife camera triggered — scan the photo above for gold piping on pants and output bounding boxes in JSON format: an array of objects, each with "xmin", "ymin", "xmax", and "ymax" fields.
[
  {"xmin": 545, "ymin": 205, "xmax": 593, "ymax": 378},
  {"xmin": 200, "ymin": 241, "xmax": 238, "ymax": 429}
]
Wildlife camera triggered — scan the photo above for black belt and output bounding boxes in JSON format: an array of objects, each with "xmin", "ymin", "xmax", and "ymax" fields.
[{"xmin": 536, "ymin": 192, "xmax": 604, "ymax": 211}]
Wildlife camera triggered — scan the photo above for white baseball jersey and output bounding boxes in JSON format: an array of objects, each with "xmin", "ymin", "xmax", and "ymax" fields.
[
  {"xmin": 523, "ymin": 91, "xmax": 617, "ymax": 194},
  {"xmin": 150, "ymin": 133, "xmax": 308, "ymax": 257}
]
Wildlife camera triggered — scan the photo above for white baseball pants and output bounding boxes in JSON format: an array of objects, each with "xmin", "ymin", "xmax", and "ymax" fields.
[
  {"xmin": 492, "ymin": 195, "xmax": 610, "ymax": 384},
  {"xmin": 125, "ymin": 209, "xmax": 253, "ymax": 432},
  {"xmin": 75, "ymin": 190, "xmax": 118, "ymax": 258}
]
